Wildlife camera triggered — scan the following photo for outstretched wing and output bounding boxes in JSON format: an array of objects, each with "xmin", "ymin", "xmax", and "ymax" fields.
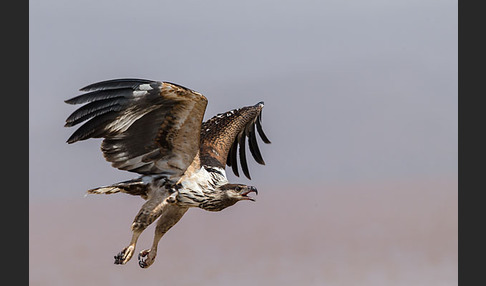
[
  {"xmin": 199, "ymin": 102, "xmax": 271, "ymax": 180},
  {"xmin": 65, "ymin": 78, "xmax": 208, "ymax": 178}
]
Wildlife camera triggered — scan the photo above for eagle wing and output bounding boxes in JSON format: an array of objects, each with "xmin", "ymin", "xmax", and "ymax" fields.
[
  {"xmin": 199, "ymin": 102, "xmax": 271, "ymax": 180},
  {"xmin": 65, "ymin": 78, "xmax": 208, "ymax": 178}
]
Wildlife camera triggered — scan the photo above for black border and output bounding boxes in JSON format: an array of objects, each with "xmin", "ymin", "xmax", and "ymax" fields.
[
  {"xmin": 6, "ymin": 0, "xmax": 29, "ymax": 283},
  {"xmin": 458, "ymin": 1, "xmax": 474, "ymax": 285}
]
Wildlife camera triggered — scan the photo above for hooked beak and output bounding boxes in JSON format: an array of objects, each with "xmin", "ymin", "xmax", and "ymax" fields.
[{"xmin": 240, "ymin": 186, "xmax": 258, "ymax": 201}]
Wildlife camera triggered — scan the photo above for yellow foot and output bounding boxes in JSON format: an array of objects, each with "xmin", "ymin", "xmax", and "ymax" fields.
[{"xmin": 114, "ymin": 245, "xmax": 135, "ymax": 265}]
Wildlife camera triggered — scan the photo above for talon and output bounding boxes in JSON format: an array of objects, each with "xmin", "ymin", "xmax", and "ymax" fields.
[
  {"xmin": 139, "ymin": 259, "xmax": 147, "ymax": 268},
  {"xmin": 114, "ymin": 251, "xmax": 125, "ymax": 265},
  {"xmin": 114, "ymin": 245, "xmax": 135, "ymax": 265},
  {"xmin": 138, "ymin": 249, "xmax": 155, "ymax": 269},
  {"xmin": 138, "ymin": 251, "xmax": 148, "ymax": 268}
]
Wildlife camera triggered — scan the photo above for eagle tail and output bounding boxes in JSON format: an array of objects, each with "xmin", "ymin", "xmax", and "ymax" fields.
[{"xmin": 86, "ymin": 179, "xmax": 149, "ymax": 199}]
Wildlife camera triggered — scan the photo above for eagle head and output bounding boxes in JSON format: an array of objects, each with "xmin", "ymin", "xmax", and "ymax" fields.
[
  {"xmin": 200, "ymin": 183, "xmax": 258, "ymax": 212},
  {"xmin": 219, "ymin": 183, "xmax": 258, "ymax": 202}
]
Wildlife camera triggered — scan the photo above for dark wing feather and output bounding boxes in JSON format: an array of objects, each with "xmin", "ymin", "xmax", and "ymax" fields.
[
  {"xmin": 199, "ymin": 102, "xmax": 271, "ymax": 180},
  {"xmin": 66, "ymin": 111, "xmax": 119, "ymax": 143},
  {"xmin": 256, "ymin": 113, "xmax": 271, "ymax": 144},
  {"xmin": 80, "ymin": 78, "xmax": 154, "ymax": 92},
  {"xmin": 65, "ymin": 89, "xmax": 135, "ymax": 105},
  {"xmin": 248, "ymin": 123, "xmax": 265, "ymax": 164},
  {"xmin": 65, "ymin": 79, "xmax": 208, "ymax": 179},
  {"xmin": 228, "ymin": 140, "xmax": 239, "ymax": 177},
  {"xmin": 238, "ymin": 131, "xmax": 250, "ymax": 179},
  {"xmin": 64, "ymin": 97, "xmax": 129, "ymax": 127}
]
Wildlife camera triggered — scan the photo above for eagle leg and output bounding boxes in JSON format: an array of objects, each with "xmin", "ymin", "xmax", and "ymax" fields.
[
  {"xmin": 115, "ymin": 191, "xmax": 168, "ymax": 265},
  {"xmin": 138, "ymin": 204, "xmax": 188, "ymax": 268}
]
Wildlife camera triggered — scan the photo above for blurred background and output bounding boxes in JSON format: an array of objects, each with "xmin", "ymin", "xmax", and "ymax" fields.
[{"xmin": 29, "ymin": 0, "xmax": 457, "ymax": 285}]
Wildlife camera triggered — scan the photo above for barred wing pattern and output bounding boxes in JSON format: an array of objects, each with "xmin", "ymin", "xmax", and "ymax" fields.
[
  {"xmin": 199, "ymin": 102, "xmax": 271, "ymax": 179},
  {"xmin": 65, "ymin": 79, "xmax": 208, "ymax": 177}
]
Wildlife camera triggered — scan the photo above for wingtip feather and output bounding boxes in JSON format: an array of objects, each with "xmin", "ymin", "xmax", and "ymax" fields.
[
  {"xmin": 239, "ymin": 134, "xmax": 251, "ymax": 180},
  {"xmin": 79, "ymin": 78, "xmax": 154, "ymax": 92}
]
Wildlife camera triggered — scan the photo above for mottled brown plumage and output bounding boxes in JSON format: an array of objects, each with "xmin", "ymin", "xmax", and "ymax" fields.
[
  {"xmin": 200, "ymin": 103, "xmax": 266, "ymax": 177},
  {"xmin": 65, "ymin": 78, "xmax": 270, "ymax": 268}
]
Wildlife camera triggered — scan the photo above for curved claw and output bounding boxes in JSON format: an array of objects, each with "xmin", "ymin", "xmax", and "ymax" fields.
[
  {"xmin": 114, "ymin": 245, "xmax": 135, "ymax": 265},
  {"xmin": 138, "ymin": 250, "xmax": 148, "ymax": 268},
  {"xmin": 138, "ymin": 249, "xmax": 154, "ymax": 268}
]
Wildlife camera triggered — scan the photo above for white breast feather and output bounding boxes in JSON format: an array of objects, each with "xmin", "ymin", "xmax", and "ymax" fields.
[{"xmin": 177, "ymin": 167, "xmax": 228, "ymax": 206}]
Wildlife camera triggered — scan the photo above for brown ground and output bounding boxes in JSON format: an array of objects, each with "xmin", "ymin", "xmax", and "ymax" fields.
[{"xmin": 30, "ymin": 177, "xmax": 457, "ymax": 285}]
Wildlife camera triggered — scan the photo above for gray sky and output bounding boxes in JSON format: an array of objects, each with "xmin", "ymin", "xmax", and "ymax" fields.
[
  {"xmin": 29, "ymin": 0, "xmax": 457, "ymax": 200},
  {"xmin": 29, "ymin": 2, "xmax": 457, "ymax": 285}
]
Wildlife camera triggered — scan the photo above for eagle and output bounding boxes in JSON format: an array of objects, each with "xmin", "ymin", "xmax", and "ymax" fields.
[{"xmin": 64, "ymin": 78, "xmax": 271, "ymax": 268}]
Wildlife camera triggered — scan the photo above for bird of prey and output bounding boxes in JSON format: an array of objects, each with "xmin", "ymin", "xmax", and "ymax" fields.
[{"xmin": 64, "ymin": 78, "xmax": 271, "ymax": 268}]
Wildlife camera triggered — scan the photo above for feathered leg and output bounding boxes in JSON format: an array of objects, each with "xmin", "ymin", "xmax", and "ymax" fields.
[
  {"xmin": 138, "ymin": 204, "xmax": 189, "ymax": 268},
  {"xmin": 114, "ymin": 190, "xmax": 168, "ymax": 265}
]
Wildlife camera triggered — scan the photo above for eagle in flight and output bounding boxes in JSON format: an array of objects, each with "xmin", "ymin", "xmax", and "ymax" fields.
[{"xmin": 64, "ymin": 78, "xmax": 270, "ymax": 268}]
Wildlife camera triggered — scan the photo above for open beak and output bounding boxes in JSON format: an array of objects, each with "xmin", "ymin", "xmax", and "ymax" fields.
[{"xmin": 240, "ymin": 186, "xmax": 258, "ymax": 201}]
